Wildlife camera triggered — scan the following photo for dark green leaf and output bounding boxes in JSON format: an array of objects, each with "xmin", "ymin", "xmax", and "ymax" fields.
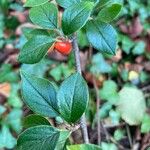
[
  {"xmin": 97, "ymin": 3, "xmax": 122, "ymax": 23},
  {"xmin": 29, "ymin": 3, "xmax": 58, "ymax": 29},
  {"xmin": 18, "ymin": 35, "xmax": 55, "ymax": 64},
  {"xmin": 55, "ymin": 130, "xmax": 71, "ymax": 150},
  {"xmin": 56, "ymin": 0, "xmax": 97, "ymax": 8},
  {"xmin": 21, "ymin": 71, "xmax": 59, "ymax": 117},
  {"xmin": 22, "ymin": 28, "xmax": 51, "ymax": 39},
  {"xmin": 86, "ymin": 19, "xmax": 117, "ymax": 55},
  {"xmin": 57, "ymin": 73, "xmax": 89, "ymax": 123},
  {"xmin": 67, "ymin": 144, "xmax": 101, "ymax": 150},
  {"xmin": 62, "ymin": 1, "xmax": 94, "ymax": 35},
  {"xmin": 24, "ymin": 0, "xmax": 49, "ymax": 7},
  {"xmin": 17, "ymin": 125, "xmax": 60, "ymax": 150},
  {"xmin": 23, "ymin": 114, "xmax": 51, "ymax": 128},
  {"xmin": 97, "ymin": 0, "xmax": 111, "ymax": 8}
]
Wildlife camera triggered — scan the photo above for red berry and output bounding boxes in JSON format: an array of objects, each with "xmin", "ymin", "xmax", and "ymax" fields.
[{"xmin": 54, "ymin": 40, "xmax": 72, "ymax": 55}]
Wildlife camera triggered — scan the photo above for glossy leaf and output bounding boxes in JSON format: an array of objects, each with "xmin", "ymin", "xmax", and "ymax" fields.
[
  {"xmin": 56, "ymin": 0, "xmax": 97, "ymax": 8},
  {"xmin": 67, "ymin": 144, "xmax": 101, "ymax": 150},
  {"xmin": 17, "ymin": 125, "xmax": 60, "ymax": 150},
  {"xmin": 22, "ymin": 28, "xmax": 51, "ymax": 39},
  {"xmin": 97, "ymin": 3, "xmax": 122, "ymax": 22},
  {"xmin": 55, "ymin": 130, "xmax": 71, "ymax": 150},
  {"xmin": 57, "ymin": 73, "xmax": 89, "ymax": 123},
  {"xmin": 24, "ymin": 0, "xmax": 49, "ymax": 7},
  {"xmin": 29, "ymin": 2, "xmax": 58, "ymax": 29},
  {"xmin": 21, "ymin": 71, "xmax": 59, "ymax": 117},
  {"xmin": 62, "ymin": 1, "xmax": 94, "ymax": 35},
  {"xmin": 18, "ymin": 35, "xmax": 55, "ymax": 64},
  {"xmin": 86, "ymin": 19, "xmax": 117, "ymax": 55},
  {"xmin": 23, "ymin": 114, "xmax": 51, "ymax": 128}
]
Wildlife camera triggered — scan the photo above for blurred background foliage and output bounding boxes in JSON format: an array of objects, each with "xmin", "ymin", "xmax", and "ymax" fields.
[{"xmin": 0, "ymin": 0, "xmax": 150, "ymax": 149}]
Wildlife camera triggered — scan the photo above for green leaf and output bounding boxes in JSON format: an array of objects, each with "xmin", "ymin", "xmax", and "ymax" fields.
[
  {"xmin": 101, "ymin": 142, "xmax": 117, "ymax": 150},
  {"xmin": 86, "ymin": 19, "xmax": 117, "ymax": 55},
  {"xmin": 5, "ymin": 109, "xmax": 23, "ymax": 133},
  {"xmin": 55, "ymin": 130, "xmax": 71, "ymax": 150},
  {"xmin": 99, "ymin": 0, "xmax": 111, "ymax": 7},
  {"xmin": 21, "ymin": 71, "xmax": 59, "ymax": 117},
  {"xmin": 109, "ymin": 109, "xmax": 120, "ymax": 125},
  {"xmin": 0, "ymin": 105, "xmax": 6, "ymax": 115},
  {"xmin": 97, "ymin": 3, "xmax": 122, "ymax": 23},
  {"xmin": 23, "ymin": 114, "xmax": 51, "ymax": 128},
  {"xmin": 8, "ymin": 84, "xmax": 23, "ymax": 108},
  {"xmin": 114, "ymin": 129, "xmax": 125, "ymax": 141},
  {"xmin": 117, "ymin": 87, "xmax": 146, "ymax": 125},
  {"xmin": 62, "ymin": 1, "xmax": 94, "ymax": 35},
  {"xmin": 17, "ymin": 125, "xmax": 60, "ymax": 150},
  {"xmin": 90, "ymin": 53, "xmax": 112, "ymax": 74},
  {"xmin": 119, "ymin": 34, "xmax": 134, "ymax": 54},
  {"xmin": 23, "ymin": 28, "xmax": 51, "ymax": 39},
  {"xmin": 18, "ymin": 35, "xmax": 55, "ymax": 64},
  {"xmin": 29, "ymin": 3, "xmax": 58, "ymax": 29},
  {"xmin": 0, "ymin": 64, "xmax": 19, "ymax": 83},
  {"xmin": 57, "ymin": 73, "xmax": 89, "ymax": 123},
  {"xmin": 0, "ymin": 125, "xmax": 16, "ymax": 149},
  {"xmin": 132, "ymin": 41, "xmax": 146, "ymax": 55},
  {"xmin": 24, "ymin": 0, "xmax": 49, "ymax": 7},
  {"xmin": 67, "ymin": 144, "xmax": 101, "ymax": 150},
  {"xmin": 99, "ymin": 80, "xmax": 119, "ymax": 104},
  {"xmin": 141, "ymin": 114, "xmax": 150, "ymax": 133},
  {"xmin": 56, "ymin": 0, "xmax": 97, "ymax": 8},
  {"xmin": 56, "ymin": 0, "xmax": 80, "ymax": 8}
]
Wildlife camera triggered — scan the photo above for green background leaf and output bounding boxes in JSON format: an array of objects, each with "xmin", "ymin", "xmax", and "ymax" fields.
[
  {"xmin": 67, "ymin": 144, "xmax": 101, "ymax": 150},
  {"xmin": 0, "ymin": 125, "xmax": 16, "ymax": 149},
  {"xmin": 117, "ymin": 87, "xmax": 146, "ymax": 125}
]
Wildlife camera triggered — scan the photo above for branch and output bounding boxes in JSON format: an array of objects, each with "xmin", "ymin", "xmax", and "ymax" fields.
[
  {"xmin": 93, "ymin": 77, "xmax": 101, "ymax": 144},
  {"xmin": 72, "ymin": 34, "xmax": 89, "ymax": 144}
]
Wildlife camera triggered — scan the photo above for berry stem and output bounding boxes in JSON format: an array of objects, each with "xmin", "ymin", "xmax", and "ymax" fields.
[{"xmin": 72, "ymin": 34, "xmax": 89, "ymax": 144}]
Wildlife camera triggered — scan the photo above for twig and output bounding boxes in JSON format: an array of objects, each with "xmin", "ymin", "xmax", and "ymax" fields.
[
  {"xmin": 126, "ymin": 124, "xmax": 133, "ymax": 148},
  {"xmin": 72, "ymin": 34, "xmax": 89, "ymax": 144},
  {"xmin": 93, "ymin": 77, "xmax": 101, "ymax": 144},
  {"xmin": 101, "ymin": 122, "xmax": 128, "ymax": 150}
]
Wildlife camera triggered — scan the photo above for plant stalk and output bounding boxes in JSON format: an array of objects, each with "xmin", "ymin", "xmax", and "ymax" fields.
[{"xmin": 72, "ymin": 34, "xmax": 89, "ymax": 144}]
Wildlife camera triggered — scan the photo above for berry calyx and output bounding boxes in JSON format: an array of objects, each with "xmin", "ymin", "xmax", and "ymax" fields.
[{"xmin": 54, "ymin": 40, "xmax": 72, "ymax": 55}]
